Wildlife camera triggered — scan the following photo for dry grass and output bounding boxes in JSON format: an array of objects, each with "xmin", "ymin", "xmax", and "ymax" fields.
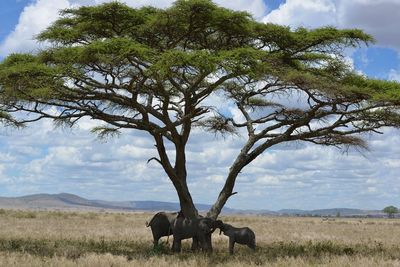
[{"xmin": 1, "ymin": 209, "xmax": 400, "ymax": 266}]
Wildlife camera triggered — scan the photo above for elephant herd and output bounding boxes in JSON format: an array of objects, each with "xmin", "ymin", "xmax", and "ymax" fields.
[{"xmin": 146, "ymin": 211, "xmax": 256, "ymax": 254}]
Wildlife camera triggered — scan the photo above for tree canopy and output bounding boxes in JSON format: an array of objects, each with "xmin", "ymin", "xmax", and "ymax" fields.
[
  {"xmin": 1, "ymin": 0, "xmax": 400, "ymax": 218},
  {"xmin": 383, "ymin": 206, "xmax": 398, "ymax": 218}
]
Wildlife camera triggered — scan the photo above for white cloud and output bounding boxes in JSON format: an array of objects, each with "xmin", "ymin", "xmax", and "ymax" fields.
[
  {"xmin": 263, "ymin": 0, "xmax": 337, "ymax": 28},
  {"xmin": 1, "ymin": 113, "xmax": 400, "ymax": 210},
  {"xmin": 338, "ymin": 0, "xmax": 400, "ymax": 51},
  {"xmin": 0, "ymin": 0, "xmax": 71, "ymax": 56},
  {"xmin": 262, "ymin": 0, "xmax": 400, "ymax": 52},
  {"xmin": 255, "ymin": 175, "xmax": 280, "ymax": 185},
  {"xmin": 76, "ymin": 117, "xmax": 104, "ymax": 131},
  {"xmin": 389, "ymin": 69, "xmax": 400, "ymax": 82},
  {"xmin": 0, "ymin": 164, "xmax": 15, "ymax": 185},
  {"xmin": 367, "ymin": 187, "xmax": 377, "ymax": 193},
  {"xmin": 0, "ymin": 152, "xmax": 16, "ymax": 163},
  {"xmin": 206, "ymin": 175, "xmax": 225, "ymax": 183},
  {"xmin": 215, "ymin": 0, "xmax": 268, "ymax": 18},
  {"xmin": 117, "ymin": 144, "xmax": 154, "ymax": 159}
]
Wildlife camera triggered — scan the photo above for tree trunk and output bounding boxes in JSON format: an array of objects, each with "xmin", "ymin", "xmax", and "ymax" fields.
[
  {"xmin": 153, "ymin": 134, "xmax": 199, "ymax": 218},
  {"xmin": 207, "ymin": 139, "xmax": 255, "ymax": 219},
  {"xmin": 173, "ymin": 178, "xmax": 198, "ymax": 218},
  {"xmin": 174, "ymin": 140, "xmax": 199, "ymax": 218},
  {"xmin": 207, "ymin": 165, "xmax": 242, "ymax": 219},
  {"xmin": 153, "ymin": 133, "xmax": 199, "ymax": 218}
]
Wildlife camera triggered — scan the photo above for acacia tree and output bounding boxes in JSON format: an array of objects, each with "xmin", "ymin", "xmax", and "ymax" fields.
[
  {"xmin": 1, "ymin": 1, "xmax": 400, "ymax": 219},
  {"xmin": 383, "ymin": 206, "xmax": 398, "ymax": 218}
]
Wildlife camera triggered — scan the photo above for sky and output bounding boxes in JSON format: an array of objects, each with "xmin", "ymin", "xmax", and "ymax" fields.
[{"xmin": 0, "ymin": 0, "xmax": 400, "ymax": 211}]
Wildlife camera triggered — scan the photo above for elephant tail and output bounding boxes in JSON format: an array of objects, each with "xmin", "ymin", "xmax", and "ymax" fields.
[
  {"xmin": 145, "ymin": 212, "xmax": 161, "ymax": 227},
  {"xmin": 145, "ymin": 215, "xmax": 156, "ymax": 227}
]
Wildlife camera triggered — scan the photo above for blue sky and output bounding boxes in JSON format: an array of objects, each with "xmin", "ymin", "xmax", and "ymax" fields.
[
  {"xmin": 0, "ymin": 0, "xmax": 400, "ymax": 210},
  {"xmin": 0, "ymin": 1, "xmax": 30, "ymax": 40}
]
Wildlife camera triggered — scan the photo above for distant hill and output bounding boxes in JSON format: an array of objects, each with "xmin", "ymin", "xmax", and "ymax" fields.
[
  {"xmin": 0, "ymin": 193, "xmax": 235, "ymax": 213},
  {"xmin": 0, "ymin": 193, "xmax": 385, "ymax": 217},
  {"xmin": 277, "ymin": 208, "xmax": 382, "ymax": 217}
]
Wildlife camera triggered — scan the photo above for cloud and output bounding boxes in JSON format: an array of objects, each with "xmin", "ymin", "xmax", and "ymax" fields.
[
  {"xmin": 389, "ymin": 69, "xmax": 400, "ymax": 82},
  {"xmin": 1, "ymin": 112, "xmax": 400, "ymax": 209},
  {"xmin": 255, "ymin": 176, "xmax": 280, "ymax": 185},
  {"xmin": 263, "ymin": 0, "xmax": 337, "ymax": 28},
  {"xmin": 262, "ymin": 0, "xmax": 400, "ymax": 52},
  {"xmin": 0, "ymin": 0, "xmax": 71, "ymax": 56},
  {"xmin": 215, "ymin": 0, "xmax": 268, "ymax": 18},
  {"xmin": 338, "ymin": 0, "xmax": 400, "ymax": 51}
]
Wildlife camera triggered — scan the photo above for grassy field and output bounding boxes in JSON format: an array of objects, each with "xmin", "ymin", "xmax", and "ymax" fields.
[{"xmin": 0, "ymin": 209, "xmax": 400, "ymax": 266}]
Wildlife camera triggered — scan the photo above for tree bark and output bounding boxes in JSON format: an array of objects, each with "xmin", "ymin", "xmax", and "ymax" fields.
[
  {"xmin": 153, "ymin": 133, "xmax": 199, "ymax": 218},
  {"xmin": 207, "ymin": 153, "xmax": 253, "ymax": 219},
  {"xmin": 207, "ymin": 163, "xmax": 243, "ymax": 219},
  {"xmin": 174, "ymin": 141, "xmax": 199, "ymax": 218},
  {"xmin": 207, "ymin": 137, "xmax": 256, "ymax": 219},
  {"xmin": 173, "ymin": 179, "xmax": 198, "ymax": 218}
]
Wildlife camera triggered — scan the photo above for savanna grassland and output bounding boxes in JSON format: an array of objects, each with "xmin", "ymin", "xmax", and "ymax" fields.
[{"xmin": 1, "ymin": 209, "xmax": 400, "ymax": 266}]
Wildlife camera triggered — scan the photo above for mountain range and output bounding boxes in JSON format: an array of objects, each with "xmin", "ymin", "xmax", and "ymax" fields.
[{"xmin": 0, "ymin": 193, "xmax": 385, "ymax": 217}]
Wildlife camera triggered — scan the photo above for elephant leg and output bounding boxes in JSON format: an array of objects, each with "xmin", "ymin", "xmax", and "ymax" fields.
[
  {"xmin": 197, "ymin": 234, "xmax": 212, "ymax": 253},
  {"xmin": 171, "ymin": 239, "xmax": 176, "ymax": 252},
  {"xmin": 191, "ymin": 237, "xmax": 199, "ymax": 251},
  {"xmin": 229, "ymin": 239, "xmax": 235, "ymax": 255},
  {"xmin": 172, "ymin": 238, "xmax": 181, "ymax": 253},
  {"xmin": 204, "ymin": 233, "xmax": 213, "ymax": 252},
  {"xmin": 152, "ymin": 232, "xmax": 160, "ymax": 248}
]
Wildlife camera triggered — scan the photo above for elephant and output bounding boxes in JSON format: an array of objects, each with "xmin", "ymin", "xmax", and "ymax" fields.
[
  {"xmin": 170, "ymin": 216, "xmax": 223, "ymax": 252},
  {"xmin": 146, "ymin": 211, "xmax": 182, "ymax": 248},
  {"xmin": 219, "ymin": 223, "xmax": 256, "ymax": 254}
]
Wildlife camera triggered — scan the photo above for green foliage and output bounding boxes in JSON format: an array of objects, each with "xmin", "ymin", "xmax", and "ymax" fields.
[
  {"xmin": 91, "ymin": 126, "xmax": 121, "ymax": 140},
  {"xmin": 383, "ymin": 206, "xmax": 398, "ymax": 218},
  {"xmin": 40, "ymin": 38, "xmax": 154, "ymax": 66},
  {"xmin": 0, "ymin": 53, "xmax": 63, "ymax": 101},
  {"xmin": 1, "ymin": 0, "xmax": 396, "ymax": 112},
  {"xmin": 37, "ymin": 2, "xmax": 154, "ymax": 45},
  {"xmin": 343, "ymin": 74, "xmax": 400, "ymax": 102}
]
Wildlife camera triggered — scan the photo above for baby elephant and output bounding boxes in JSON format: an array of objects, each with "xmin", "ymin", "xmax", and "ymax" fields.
[{"xmin": 220, "ymin": 223, "xmax": 256, "ymax": 254}]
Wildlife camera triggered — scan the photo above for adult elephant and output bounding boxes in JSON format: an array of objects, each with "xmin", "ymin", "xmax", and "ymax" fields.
[
  {"xmin": 146, "ymin": 211, "xmax": 181, "ymax": 248},
  {"xmin": 170, "ymin": 216, "xmax": 223, "ymax": 252}
]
